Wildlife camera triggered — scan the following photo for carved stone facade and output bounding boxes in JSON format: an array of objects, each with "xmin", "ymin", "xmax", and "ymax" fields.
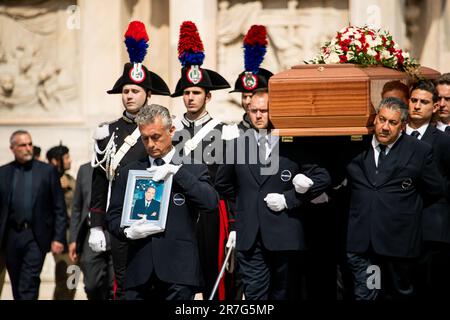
[
  {"xmin": 0, "ymin": 0, "xmax": 79, "ymax": 121},
  {"xmin": 1, "ymin": 0, "xmax": 449, "ymax": 168},
  {"xmin": 0, "ymin": 0, "xmax": 449, "ymax": 298}
]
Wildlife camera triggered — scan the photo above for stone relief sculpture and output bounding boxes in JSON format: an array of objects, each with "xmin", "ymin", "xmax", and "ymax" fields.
[
  {"xmin": 217, "ymin": 0, "xmax": 348, "ymax": 108},
  {"xmin": 0, "ymin": 0, "xmax": 77, "ymax": 119}
]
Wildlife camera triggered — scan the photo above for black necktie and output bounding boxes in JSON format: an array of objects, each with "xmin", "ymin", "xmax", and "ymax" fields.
[
  {"xmin": 445, "ymin": 126, "xmax": 450, "ymax": 134},
  {"xmin": 154, "ymin": 158, "xmax": 165, "ymax": 166},
  {"xmin": 378, "ymin": 144, "xmax": 387, "ymax": 169},
  {"xmin": 410, "ymin": 130, "xmax": 420, "ymax": 139}
]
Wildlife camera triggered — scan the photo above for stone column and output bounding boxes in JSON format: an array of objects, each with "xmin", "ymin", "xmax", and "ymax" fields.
[
  {"xmin": 420, "ymin": 0, "xmax": 446, "ymax": 71},
  {"xmin": 79, "ymin": 0, "xmax": 124, "ymax": 125}
]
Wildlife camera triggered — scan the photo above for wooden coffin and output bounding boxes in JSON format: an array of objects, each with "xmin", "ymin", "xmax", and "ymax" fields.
[{"xmin": 269, "ymin": 64, "xmax": 440, "ymax": 136}]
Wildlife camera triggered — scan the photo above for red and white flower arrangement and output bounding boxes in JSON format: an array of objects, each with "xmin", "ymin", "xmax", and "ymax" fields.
[{"xmin": 307, "ymin": 25, "xmax": 420, "ymax": 72}]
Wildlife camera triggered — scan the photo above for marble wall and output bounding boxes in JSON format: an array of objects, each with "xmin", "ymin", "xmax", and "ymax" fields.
[{"xmin": 0, "ymin": 0, "xmax": 449, "ymax": 174}]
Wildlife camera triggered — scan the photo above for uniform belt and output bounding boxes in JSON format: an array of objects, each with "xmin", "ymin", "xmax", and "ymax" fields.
[{"xmin": 10, "ymin": 221, "xmax": 32, "ymax": 231}]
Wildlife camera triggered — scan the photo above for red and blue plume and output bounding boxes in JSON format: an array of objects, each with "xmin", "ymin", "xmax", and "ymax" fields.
[
  {"xmin": 177, "ymin": 21, "xmax": 205, "ymax": 67},
  {"xmin": 243, "ymin": 25, "xmax": 268, "ymax": 74},
  {"xmin": 124, "ymin": 21, "xmax": 149, "ymax": 64}
]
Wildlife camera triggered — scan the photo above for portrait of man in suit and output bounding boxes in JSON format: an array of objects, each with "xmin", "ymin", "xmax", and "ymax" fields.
[{"xmin": 131, "ymin": 185, "xmax": 160, "ymax": 220}]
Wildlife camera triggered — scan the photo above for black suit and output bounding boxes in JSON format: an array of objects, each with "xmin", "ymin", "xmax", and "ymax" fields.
[
  {"xmin": 106, "ymin": 157, "xmax": 219, "ymax": 300},
  {"xmin": 215, "ymin": 132, "xmax": 331, "ymax": 299},
  {"xmin": 70, "ymin": 162, "xmax": 113, "ymax": 300},
  {"xmin": 346, "ymin": 134, "xmax": 444, "ymax": 300},
  {"xmin": 0, "ymin": 160, "xmax": 67, "ymax": 299},
  {"xmin": 131, "ymin": 198, "xmax": 160, "ymax": 220},
  {"xmin": 411, "ymin": 125, "xmax": 450, "ymax": 299},
  {"xmin": 419, "ymin": 125, "xmax": 450, "ymax": 243}
]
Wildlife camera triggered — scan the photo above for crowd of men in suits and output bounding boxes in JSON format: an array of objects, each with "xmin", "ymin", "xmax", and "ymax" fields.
[{"xmin": 0, "ymin": 20, "xmax": 449, "ymax": 301}]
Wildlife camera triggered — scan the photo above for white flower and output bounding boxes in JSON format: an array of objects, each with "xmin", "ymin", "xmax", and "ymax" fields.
[
  {"xmin": 324, "ymin": 52, "xmax": 341, "ymax": 64},
  {"xmin": 346, "ymin": 51, "xmax": 355, "ymax": 61},
  {"xmin": 372, "ymin": 35, "xmax": 383, "ymax": 46},
  {"xmin": 309, "ymin": 25, "xmax": 418, "ymax": 70},
  {"xmin": 367, "ymin": 48, "xmax": 377, "ymax": 57},
  {"xmin": 339, "ymin": 26, "xmax": 348, "ymax": 34},
  {"xmin": 381, "ymin": 50, "xmax": 392, "ymax": 60}
]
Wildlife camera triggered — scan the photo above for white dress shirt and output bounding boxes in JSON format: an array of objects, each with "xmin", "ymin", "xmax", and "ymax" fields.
[
  {"xmin": 254, "ymin": 130, "xmax": 280, "ymax": 160},
  {"xmin": 371, "ymin": 134, "xmax": 402, "ymax": 167},
  {"xmin": 148, "ymin": 146, "xmax": 175, "ymax": 167},
  {"xmin": 405, "ymin": 123, "xmax": 429, "ymax": 140},
  {"xmin": 436, "ymin": 121, "xmax": 449, "ymax": 133}
]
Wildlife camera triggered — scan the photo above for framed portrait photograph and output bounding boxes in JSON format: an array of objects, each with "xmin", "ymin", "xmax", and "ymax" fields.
[{"xmin": 120, "ymin": 169, "xmax": 173, "ymax": 229}]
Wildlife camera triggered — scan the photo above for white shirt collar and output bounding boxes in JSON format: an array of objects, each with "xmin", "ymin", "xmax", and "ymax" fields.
[
  {"xmin": 406, "ymin": 122, "xmax": 429, "ymax": 139},
  {"xmin": 148, "ymin": 146, "xmax": 175, "ymax": 167},
  {"xmin": 253, "ymin": 130, "xmax": 279, "ymax": 147},
  {"xmin": 371, "ymin": 133, "xmax": 402, "ymax": 154},
  {"xmin": 181, "ymin": 112, "xmax": 212, "ymax": 127},
  {"xmin": 436, "ymin": 121, "xmax": 448, "ymax": 132}
]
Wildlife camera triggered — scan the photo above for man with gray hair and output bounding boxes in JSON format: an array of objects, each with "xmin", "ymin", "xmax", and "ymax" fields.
[
  {"xmin": 106, "ymin": 104, "xmax": 219, "ymax": 299},
  {"xmin": 0, "ymin": 130, "xmax": 67, "ymax": 299},
  {"xmin": 345, "ymin": 97, "xmax": 444, "ymax": 300}
]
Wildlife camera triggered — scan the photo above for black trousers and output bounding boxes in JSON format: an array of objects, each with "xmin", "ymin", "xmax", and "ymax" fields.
[
  {"xmin": 4, "ymin": 227, "xmax": 46, "ymax": 300},
  {"xmin": 347, "ymin": 250, "xmax": 416, "ymax": 301},
  {"xmin": 125, "ymin": 272, "xmax": 196, "ymax": 300},
  {"xmin": 414, "ymin": 241, "xmax": 450, "ymax": 300},
  {"xmin": 80, "ymin": 231, "xmax": 114, "ymax": 300},
  {"xmin": 237, "ymin": 235, "xmax": 301, "ymax": 300},
  {"xmin": 196, "ymin": 211, "xmax": 220, "ymax": 299},
  {"xmin": 110, "ymin": 233, "xmax": 128, "ymax": 300}
]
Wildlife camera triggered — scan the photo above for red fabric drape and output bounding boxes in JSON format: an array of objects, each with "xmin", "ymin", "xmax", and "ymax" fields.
[{"xmin": 217, "ymin": 199, "xmax": 229, "ymax": 300}]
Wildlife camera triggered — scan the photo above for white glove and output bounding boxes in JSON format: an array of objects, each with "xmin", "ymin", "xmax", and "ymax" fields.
[
  {"xmin": 88, "ymin": 227, "xmax": 106, "ymax": 252},
  {"xmin": 293, "ymin": 174, "xmax": 314, "ymax": 194},
  {"xmin": 264, "ymin": 193, "xmax": 287, "ymax": 212},
  {"xmin": 124, "ymin": 215, "xmax": 163, "ymax": 240},
  {"xmin": 151, "ymin": 164, "xmax": 181, "ymax": 182},
  {"xmin": 226, "ymin": 231, "xmax": 236, "ymax": 249}
]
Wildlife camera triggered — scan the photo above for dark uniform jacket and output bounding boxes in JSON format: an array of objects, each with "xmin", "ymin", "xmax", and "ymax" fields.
[
  {"xmin": 173, "ymin": 113, "xmax": 229, "ymax": 182},
  {"xmin": 89, "ymin": 112, "xmax": 147, "ymax": 227},
  {"xmin": 420, "ymin": 125, "xmax": 450, "ymax": 243},
  {"xmin": 215, "ymin": 132, "xmax": 331, "ymax": 252},
  {"xmin": 237, "ymin": 113, "xmax": 252, "ymax": 132},
  {"xmin": 106, "ymin": 157, "xmax": 219, "ymax": 288},
  {"xmin": 346, "ymin": 134, "xmax": 444, "ymax": 258}
]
